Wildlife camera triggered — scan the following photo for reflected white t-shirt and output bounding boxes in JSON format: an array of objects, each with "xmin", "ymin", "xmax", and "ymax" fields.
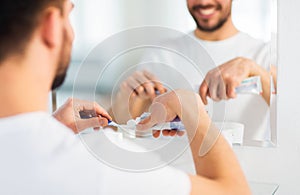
[
  {"xmin": 138, "ymin": 31, "xmax": 271, "ymax": 141},
  {"xmin": 0, "ymin": 112, "xmax": 190, "ymax": 195}
]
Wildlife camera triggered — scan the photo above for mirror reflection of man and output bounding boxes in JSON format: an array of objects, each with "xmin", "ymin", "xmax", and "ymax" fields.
[{"xmin": 112, "ymin": 0, "xmax": 277, "ymax": 141}]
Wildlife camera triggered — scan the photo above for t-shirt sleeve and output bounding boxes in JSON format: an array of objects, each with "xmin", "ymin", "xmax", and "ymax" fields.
[{"xmin": 254, "ymin": 42, "xmax": 275, "ymax": 71}]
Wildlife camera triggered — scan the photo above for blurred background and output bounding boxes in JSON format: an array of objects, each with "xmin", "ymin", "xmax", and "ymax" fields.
[{"xmin": 55, "ymin": 0, "xmax": 277, "ymax": 109}]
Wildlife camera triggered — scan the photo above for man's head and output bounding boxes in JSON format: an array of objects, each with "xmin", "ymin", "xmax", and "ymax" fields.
[
  {"xmin": 187, "ymin": 0, "xmax": 233, "ymax": 32},
  {"xmin": 0, "ymin": 0, "xmax": 74, "ymax": 90}
]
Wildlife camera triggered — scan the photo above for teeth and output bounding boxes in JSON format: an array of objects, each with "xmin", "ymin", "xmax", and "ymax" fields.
[{"xmin": 199, "ymin": 8, "xmax": 215, "ymax": 15}]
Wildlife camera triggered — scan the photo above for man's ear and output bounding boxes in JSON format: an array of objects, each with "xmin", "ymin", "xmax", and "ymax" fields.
[{"xmin": 40, "ymin": 8, "xmax": 63, "ymax": 49}]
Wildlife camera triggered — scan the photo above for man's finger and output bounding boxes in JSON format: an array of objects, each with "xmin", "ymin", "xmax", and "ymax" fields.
[
  {"xmin": 177, "ymin": 131, "xmax": 185, "ymax": 137},
  {"xmin": 134, "ymin": 71, "xmax": 156, "ymax": 98},
  {"xmin": 162, "ymin": 130, "xmax": 171, "ymax": 136},
  {"xmin": 76, "ymin": 119, "xmax": 99, "ymax": 131},
  {"xmin": 142, "ymin": 82, "xmax": 156, "ymax": 98},
  {"xmin": 152, "ymin": 130, "xmax": 161, "ymax": 138},
  {"xmin": 143, "ymin": 70, "xmax": 167, "ymax": 95},
  {"xmin": 122, "ymin": 82, "xmax": 138, "ymax": 99},
  {"xmin": 136, "ymin": 115, "xmax": 157, "ymax": 130},
  {"xmin": 76, "ymin": 117, "xmax": 103, "ymax": 132},
  {"xmin": 227, "ymin": 83, "xmax": 237, "ymax": 99},
  {"xmin": 127, "ymin": 77, "xmax": 143, "ymax": 95},
  {"xmin": 99, "ymin": 116, "xmax": 109, "ymax": 127},
  {"xmin": 217, "ymin": 78, "xmax": 227, "ymax": 100},
  {"xmin": 169, "ymin": 130, "xmax": 177, "ymax": 136},
  {"xmin": 77, "ymin": 102, "xmax": 111, "ymax": 122},
  {"xmin": 93, "ymin": 103, "xmax": 112, "ymax": 121},
  {"xmin": 199, "ymin": 81, "xmax": 209, "ymax": 105},
  {"xmin": 208, "ymin": 81, "xmax": 220, "ymax": 102}
]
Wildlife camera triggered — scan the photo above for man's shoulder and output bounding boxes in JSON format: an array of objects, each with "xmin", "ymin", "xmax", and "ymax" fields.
[
  {"xmin": 237, "ymin": 32, "xmax": 270, "ymax": 48},
  {"xmin": 157, "ymin": 31, "xmax": 202, "ymax": 49},
  {"xmin": 0, "ymin": 113, "xmax": 104, "ymax": 194},
  {"xmin": 0, "ymin": 111, "xmax": 95, "ymax": 169},
  {"xmin": 0, "ymin": 112, "xmax": 74, "ymax": 144}
]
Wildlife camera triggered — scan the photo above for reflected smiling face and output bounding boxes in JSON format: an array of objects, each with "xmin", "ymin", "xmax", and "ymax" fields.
[
  {"xmin": 187, "ymin": 0, "xmax": 232, "ymax": 32},
  {"xmin": 52, "ymin": 1, "xmax": 75, "ymax": 90}
]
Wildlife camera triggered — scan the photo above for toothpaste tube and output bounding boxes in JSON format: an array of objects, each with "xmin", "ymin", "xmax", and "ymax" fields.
[{"xmin": 235, "ymin": 76, "xmax": 262, "ymax": 95}]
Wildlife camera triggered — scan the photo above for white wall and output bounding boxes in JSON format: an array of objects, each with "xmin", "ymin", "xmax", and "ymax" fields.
[{"xmin": 234, "ymin": 0, "xmax": 300, "ymax": 194}]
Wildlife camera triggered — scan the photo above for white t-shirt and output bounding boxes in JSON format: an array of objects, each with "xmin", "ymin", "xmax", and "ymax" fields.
[
  {"xmin": 138, "ymin": 31, "xmax": 271, "ymax": 142},
  {"xmin": 0, "ymin": 112, "xmax": 191, "ymax": 195}
]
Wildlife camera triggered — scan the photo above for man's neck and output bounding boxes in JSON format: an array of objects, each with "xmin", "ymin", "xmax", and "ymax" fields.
[
  {"xmin": 194, "ymin": 17, "xmax": 239, "ymax": 41},
  {"xmin": 0, "ymin": 58, "xmax": 51, "ymax": 118}
]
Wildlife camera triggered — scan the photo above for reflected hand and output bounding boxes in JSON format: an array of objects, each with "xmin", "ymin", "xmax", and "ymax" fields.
[
  {"xmin": 53, "ymin": 98, "xmax": 112, "ymax": 134},
  {"xmin": 120, "ymin": 70, "xmax": 167, "ymax": 100},
  {"xmin": 199, "ymin": 57, "xmax": 258, "ymax": 104},
  {"xmin": 111, "ymin": 70, "xmax": 167, "ymax": 123}
]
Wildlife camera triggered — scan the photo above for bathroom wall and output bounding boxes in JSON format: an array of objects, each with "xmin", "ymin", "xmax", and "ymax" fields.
[{"xmin": 236, "ymin": 0, "xmax": 300, "ymax": 193}]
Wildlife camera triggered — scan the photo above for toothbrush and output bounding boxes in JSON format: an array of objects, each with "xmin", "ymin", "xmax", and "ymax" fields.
[
  {"xmin": 79, "ymin": 108, "xmax": 185, "ymax": 131},
  {"xmin": 79, "ymin": 110, "xmax": 118, "ymax": 127},
  {"xmin": 108, "ymin": 120, "xmax": 121, "ymax": 128}
]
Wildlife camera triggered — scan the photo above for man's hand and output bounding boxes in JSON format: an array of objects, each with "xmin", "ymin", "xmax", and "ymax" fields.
[
  {"xmin": 137, "ymin": 90, "xmax": 207, "ymax": 138},
  {"xmin": 120, "ymin": 70, "xmax": 166, "ymax": 100},
  {"xmin": 137, "ymin": 90, "xmax": 181, "ymax": 138},
  {"xmin": 110, "ymin": 70, "xmax": 167, "ymax": 123},
  {"xmin": 199, "ymin": 57, "xmax": 268, "ymax": 104},
  {"xmin": 53, "ymin": 98, "xmax": 112, "ymax": 134},
  {"xmin": 137, "ymin": 91, "xmax": 180, "ymax": 129},
  {"xmin": 137, "ymin": 90, "xmax": 250, "ymax": 194}
]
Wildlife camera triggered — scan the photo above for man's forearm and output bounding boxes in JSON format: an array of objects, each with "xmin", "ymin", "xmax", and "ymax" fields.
[
  {"xmin": 175, "ymin": 91, "xmax": 250, "ymax": 194},
  {"xmin": 186, "ymin": 117, "xmax": 250, "ymax": 194}
]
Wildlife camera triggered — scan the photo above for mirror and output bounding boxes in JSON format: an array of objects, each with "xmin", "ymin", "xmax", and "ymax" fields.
[{"xmin": 56, "ymin": 0, "xmax": 277, "ymax": 147}]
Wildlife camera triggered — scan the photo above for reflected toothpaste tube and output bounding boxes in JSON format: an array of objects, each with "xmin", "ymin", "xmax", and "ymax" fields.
[
  {"xmin": 235, "ymin": 76, "xmax": 262, "ymax": 95},
  {"xmin": 194, "ymin": 76, "xmax": 263, "ymax": 95}
]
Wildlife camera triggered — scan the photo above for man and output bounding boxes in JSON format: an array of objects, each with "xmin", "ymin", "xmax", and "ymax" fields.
[
  {"xmin": 112, "ymin": 0, "xmax": 277, "ymax": 141},
  {"xmin": 0, "ymin": 0, "xmax": 250, "ymax": 194}
]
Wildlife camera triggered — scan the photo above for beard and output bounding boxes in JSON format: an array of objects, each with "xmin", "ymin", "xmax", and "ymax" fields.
[
  {"xmin": 190, "ymin": 4, "xmax": 231, "ymax": 32},
  {"xmin": 192, "ymin": 15, "xmax": 229, "ymax": 32},
  {"xmin": 51, "ymin": 71, "xmax": 67, "ymax": 90},
  {"xmin": 51, "ymin": 28, "xmax": 72, "ymax": 91}
]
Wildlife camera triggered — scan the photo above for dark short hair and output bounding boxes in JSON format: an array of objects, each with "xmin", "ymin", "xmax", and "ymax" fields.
[{"xmin": 0, "ymin": 0, "xmax": 64, "ymax": 62}]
